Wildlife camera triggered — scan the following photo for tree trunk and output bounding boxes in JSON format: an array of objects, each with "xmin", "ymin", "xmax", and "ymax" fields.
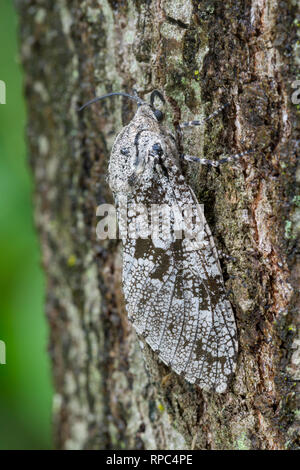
[{"xmin": 16, "ymin": 0, "xmax": 299, "ymax": 450}]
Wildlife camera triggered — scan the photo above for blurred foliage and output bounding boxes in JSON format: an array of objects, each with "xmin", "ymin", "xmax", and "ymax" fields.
[{"xmin": 0, "ymin": 1, "xmax": 53, "ymax": 449}]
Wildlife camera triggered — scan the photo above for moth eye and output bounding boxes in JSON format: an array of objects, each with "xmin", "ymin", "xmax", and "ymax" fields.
[
  {"xmin": 154, "ymin": 109, "xmax": 163, "ymax": 122},
  {"xmin": 152, "ymin": 142, "xmax": 163, "ymax": 157},
  {"xmin": 120, "ymin": 147, "xmax": 130, "ymax": 156}
]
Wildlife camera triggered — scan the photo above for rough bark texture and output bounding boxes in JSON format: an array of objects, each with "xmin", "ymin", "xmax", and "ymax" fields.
[{"xmin": 17, "ymin": 0, "xmax": 299, "ymax": 450}]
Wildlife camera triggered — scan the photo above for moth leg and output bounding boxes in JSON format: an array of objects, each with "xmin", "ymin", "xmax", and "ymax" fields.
[
  {"xmin": 178, "ymin": 103, "xmax": 229, "ymax": 130},
  {"xmin": 180, "ymin": 149, "xmax": 253, "ymax": 167}
]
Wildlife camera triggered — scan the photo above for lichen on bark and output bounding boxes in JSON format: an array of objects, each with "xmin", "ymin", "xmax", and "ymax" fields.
[{"xmin": 16, "ymin": 0, "xmax": 299, "ymax": 449}]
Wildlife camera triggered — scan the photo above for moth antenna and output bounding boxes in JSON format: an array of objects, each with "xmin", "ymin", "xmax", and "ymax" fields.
[{"xmin": 78, "ymin": 92, "xmax": 147, "ymax": 112}]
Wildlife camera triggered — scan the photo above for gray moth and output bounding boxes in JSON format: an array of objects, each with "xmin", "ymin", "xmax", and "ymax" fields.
[{"xmin": 80, "ymin": 91, "xmax": 238, "ymax": 393}]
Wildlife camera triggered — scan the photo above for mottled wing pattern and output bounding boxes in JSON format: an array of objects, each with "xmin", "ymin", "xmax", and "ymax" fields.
[{"xmin": 122, "ymin": 177, "xmax": 238, "ymax": 393}]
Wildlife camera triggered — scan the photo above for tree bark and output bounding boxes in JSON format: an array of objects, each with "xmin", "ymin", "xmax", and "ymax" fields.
[{"xmin": 17, "ymin": 0, "xmax": 299, "ymax": 450}]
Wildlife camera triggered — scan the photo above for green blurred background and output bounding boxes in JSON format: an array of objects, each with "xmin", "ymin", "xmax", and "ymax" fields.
[{"xmin": 0, "ymin": 1, "xmax": 53, "ymax": 449}]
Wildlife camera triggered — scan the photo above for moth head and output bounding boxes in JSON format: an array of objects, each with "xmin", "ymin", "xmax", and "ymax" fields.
[
  {"xmin": 79, "ymin": 90, "xmax": 168, "ymax": 194},
  {"xmin": 110, "ymin": 126, "xmax": 167, "ymax": 194}
]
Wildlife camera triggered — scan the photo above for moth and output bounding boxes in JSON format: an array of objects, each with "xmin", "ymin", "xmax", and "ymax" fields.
[{"xmin": 80, "ymin": 91, "xmax": 246, "ymax": 393}]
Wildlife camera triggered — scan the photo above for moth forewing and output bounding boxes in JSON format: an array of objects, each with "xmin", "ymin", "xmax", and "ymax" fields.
[{"xmin": 106, "ymin": 101, "xmax": 237, "ymax": 393}]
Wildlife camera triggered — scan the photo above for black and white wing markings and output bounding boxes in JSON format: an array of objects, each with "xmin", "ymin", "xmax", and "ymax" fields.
[
  {"xmin": 121, "ymin": 184, "xmax": 237, "ymax": 393},
  {"xmin": 123, "ymin": 238, "xmax": 237, "ymax": 392},
  {"xmin": 167, "ymin": 167, "xmax": 238, "ymax": 392},
  {"xmin": 123, "ymin": 237, "xmax": 185, "ymax": 360}
]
